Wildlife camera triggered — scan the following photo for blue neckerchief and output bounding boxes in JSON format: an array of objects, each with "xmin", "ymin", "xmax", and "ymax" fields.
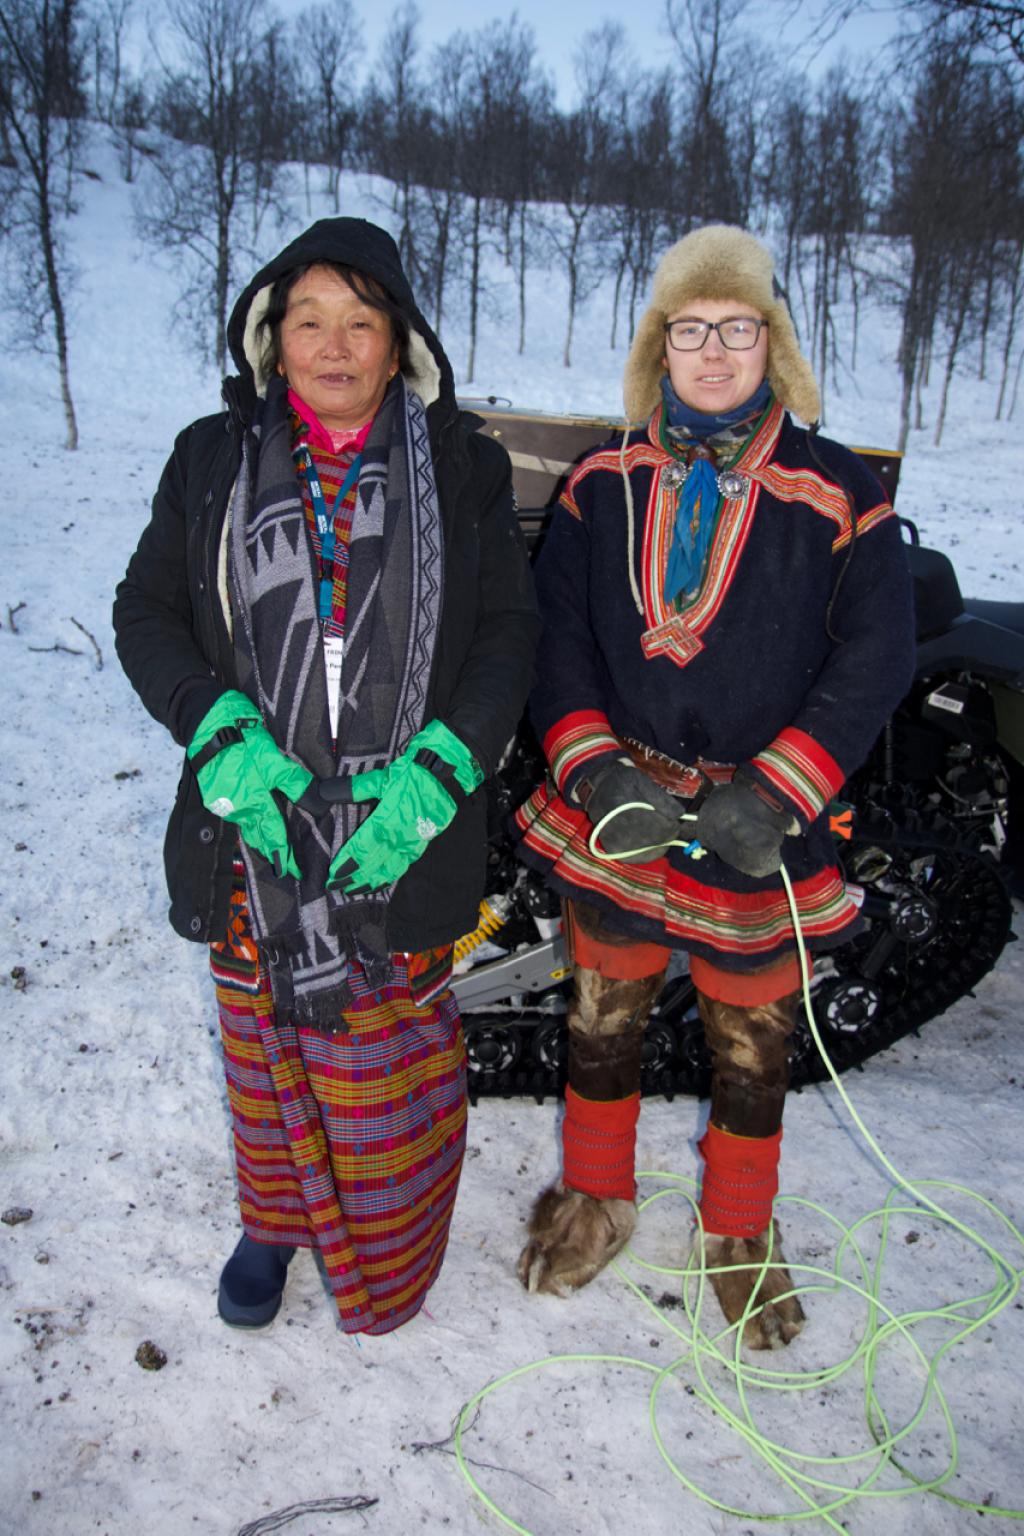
[
  {"xmin": 663, "ymin": 457, "xmax": 719, "ymax": 606},
  {"xmin": 659, "ymin": 374, "xmax": 772, "ymax": 437},
  {"xmin": 659, "ymin": 377, "xmax": 772, "ymax": 606}
]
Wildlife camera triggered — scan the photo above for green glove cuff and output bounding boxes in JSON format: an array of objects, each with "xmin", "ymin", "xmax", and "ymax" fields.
[
  {"xmin": 187, "ymin": 690, "xmax": 261, "ymax": 759},
  {"xmin": 406, "ymin": 719, "xmax": 483, "ymax": 797}
]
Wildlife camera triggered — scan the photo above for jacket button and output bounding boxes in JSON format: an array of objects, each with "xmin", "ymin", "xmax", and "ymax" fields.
[
  {"xmin": 189, "ymin": 916, "xmax": 202, "ymax": 934},
  {"xmin": 199, "ymin": 826, "xmax": 214, "ymax": 844}
]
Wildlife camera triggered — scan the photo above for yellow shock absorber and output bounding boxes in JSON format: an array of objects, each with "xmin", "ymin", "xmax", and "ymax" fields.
[{"xmin": 453, "ymin": 894, "xmax": 511, "ymax": 963}]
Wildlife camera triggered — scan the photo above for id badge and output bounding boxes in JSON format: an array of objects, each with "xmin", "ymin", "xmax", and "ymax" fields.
[{"xmin": 323, "ymin": 635, "xmax": 344, "ymax": 739}]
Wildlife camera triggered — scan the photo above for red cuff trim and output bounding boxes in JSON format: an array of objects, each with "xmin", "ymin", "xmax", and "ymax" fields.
[
  {"xmin": 543, "ymin": 711, "xmax": 622, "ymax": 795},
  {"xmin": 749, "ymin": 727, "xmax": 845, "ymax": 824}
]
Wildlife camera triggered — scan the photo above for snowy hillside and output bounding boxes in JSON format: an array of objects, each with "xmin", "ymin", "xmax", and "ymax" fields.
[{"xmin": 1, "ymin": 137, "xmax": 1023, "ymax": 1536}]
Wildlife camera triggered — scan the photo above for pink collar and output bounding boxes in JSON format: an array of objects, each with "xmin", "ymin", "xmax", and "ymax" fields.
[{"xmin": 288, "ymin": 389, "xmax": 374, "ymax": 455}]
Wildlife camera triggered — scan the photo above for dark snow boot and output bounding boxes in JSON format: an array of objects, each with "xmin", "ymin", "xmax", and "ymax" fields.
[{"xmin": 217, "ymin": 1233, "xmax": 296, "ymax": 1329}]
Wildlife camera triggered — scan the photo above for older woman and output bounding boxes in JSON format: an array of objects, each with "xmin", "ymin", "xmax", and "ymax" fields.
[
  {"xmin": 114, "ymin": 217, "xmax": 538, "ymax": 1334},
  {"xmin": 515, "ymin": 225, "xmax": 914, "ymax": 1347}
]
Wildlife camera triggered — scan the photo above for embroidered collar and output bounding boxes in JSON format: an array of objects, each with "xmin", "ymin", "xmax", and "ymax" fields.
[{"xmin": 639, "ymin": 400, "xmax": 785, "ymax": 668}]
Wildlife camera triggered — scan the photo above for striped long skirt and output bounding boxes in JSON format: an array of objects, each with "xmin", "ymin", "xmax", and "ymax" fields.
[{"xmin": 210, "ymin": 880, "xmax": 467, "ymax": 1335}]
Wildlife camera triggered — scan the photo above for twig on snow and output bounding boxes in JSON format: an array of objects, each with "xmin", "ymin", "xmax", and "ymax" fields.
[
  {"xmin": 236, "ymin": 1494, "xmax": 378, "ymax": 1536},
  {"xmin": 6, "ymin": 602, "xmax": 26, "ymax": 633},
  {"xmin": 28, "ymin": 643, "xmax": 84, "ymax": 659},
  {"xmin": 70, "ymin": 616, "xmax": 103, "ymax": 670},
  {"xmin": 411, "ymin": 1401, "xmax": 552, "ymax": 1496}
]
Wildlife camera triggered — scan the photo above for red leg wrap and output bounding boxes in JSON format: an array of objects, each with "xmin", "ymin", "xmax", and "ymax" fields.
[
  {"xmin": 698, "ymin": 1122, "xmax": 782, "ymax": 1237},
  {"xmin": 562, "ymin": 1087, "xmax": 640, "ymax": 1201}
]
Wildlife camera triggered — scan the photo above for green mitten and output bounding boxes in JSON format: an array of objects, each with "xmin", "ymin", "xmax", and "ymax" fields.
[
  {"xmin": 326, "ymin": 720, "xmax": 482, "ymax": 893},
  {"xmin": 188, "ymin": 690, "xmax": 313, "ymax": 879}
]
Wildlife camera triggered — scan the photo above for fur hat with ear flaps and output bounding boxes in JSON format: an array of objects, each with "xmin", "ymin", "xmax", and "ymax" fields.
[{"xmin": 623, "ymin": 224, "xmax": 821, "ymax": 426}]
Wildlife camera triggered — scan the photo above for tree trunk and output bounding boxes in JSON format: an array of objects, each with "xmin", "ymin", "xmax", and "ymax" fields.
[
  {"xmin": 915, "ymin": 333, "xmax": 929, "ymax": 432},
  {"xmin": 896, "ymin": 318, "xmax": 917, "ymax": 455},
  {"xmin": 849, "ymin": 269, "xmax": 860, "ymax": 373},
  {"xmin": 996, "ymin": 249, "xmax": 1023, "ymax": 420},
  {"xmin": 978, "ymin": 265, "xmax": 995, "ymax": 380},
  {"xmin": 1007, "ymin": 344, "xmax": 1024, "ymax": 422},
  {"xmin": 610, "ymin": 255, "xmax": 627, "ymax": 351},
  {"xmin": 40, "ymin": 188, "xmax": 78, "ymax": 449},
  {"xmin": 564, "ymin": 257, "xmax": 577, "ymax": 369},
  {"xmin": 216, "ymin": 212, "xmax": 230, "ymax": 376},
  {"xmin": 467, "ymin": 196, "xmax": 481, "ymax": 382},
  {"xmin": 432, "ymin": 202, "xmax": 450, "ymax": 333},
  {"xmin": 517, "ymin": 206, "xmax": 527, "ymax": 356}
]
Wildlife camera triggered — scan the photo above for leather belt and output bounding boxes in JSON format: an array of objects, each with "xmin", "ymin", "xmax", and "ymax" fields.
[{"xmin": 620, "ymin": 736, "xmax": 735, "ymax": 801}]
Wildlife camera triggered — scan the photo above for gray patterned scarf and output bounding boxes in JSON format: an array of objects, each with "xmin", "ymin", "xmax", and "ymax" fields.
[{"xmin": 227, "ymin": 372, "xmax": 444, "ymax": 1027}]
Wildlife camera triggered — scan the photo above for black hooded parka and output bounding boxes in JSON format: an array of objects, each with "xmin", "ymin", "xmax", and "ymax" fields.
[{"xmin": 113, "ymin": 218, "xmax": 540, "ymax": 952}]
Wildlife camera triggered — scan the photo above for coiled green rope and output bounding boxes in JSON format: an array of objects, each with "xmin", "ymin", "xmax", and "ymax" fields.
[{"xmin": 453, "ymin": 837, "xmax": 1024, "ymax": 1532}]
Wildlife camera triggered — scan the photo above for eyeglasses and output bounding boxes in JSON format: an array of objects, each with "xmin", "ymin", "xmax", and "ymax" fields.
[{"xmin": 663, "ymin": 318, "xmax": 769, "ymax": 352}]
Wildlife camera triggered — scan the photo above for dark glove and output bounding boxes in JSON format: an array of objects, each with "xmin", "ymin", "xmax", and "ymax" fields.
[
  {"xmin": 578, "ymin": 760, "xmax": 682, "ymax": 864},
  {"xmin": 695, "ymin": 772, "xmax": 798, "ymax": 878}
]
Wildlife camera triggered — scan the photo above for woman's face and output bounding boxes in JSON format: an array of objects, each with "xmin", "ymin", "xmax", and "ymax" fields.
[
  {"xmin": 276, "ymin": 265, "xmax": 398, "ymax": 431},
  {"xmin": 663, "ymin": 297, "xmax": 768, "ymax": 414}
]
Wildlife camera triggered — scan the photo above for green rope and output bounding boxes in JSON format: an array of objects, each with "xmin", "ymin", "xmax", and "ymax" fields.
[{"xmin": 453, "ymin": 845, "xmax": 1024, "ymax": 1532}]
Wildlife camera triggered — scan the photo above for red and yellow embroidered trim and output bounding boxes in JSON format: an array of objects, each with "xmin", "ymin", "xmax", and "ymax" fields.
[
  {"xmin": 639, "ymin": 401, "xmax": 785, "ymax": 669},
  {"xmin": 543, "ymin": 709, "xmax": 621, "ymax": 793},
  {"xmin": 753, "ymin": 462, "xmax": 894, "ymax": 552},
  {"xmin": 750, "ymin": 726, "xmax": 845, "ymax": 822}
]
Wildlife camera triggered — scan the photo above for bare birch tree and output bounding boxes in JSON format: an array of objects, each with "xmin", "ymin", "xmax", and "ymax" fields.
[
  {"xmin": 0, "ymin": 0, "xmax": 85, "ymax": 447},
  {"xmin": 541, "ymin": 24, "xmax": 619, "ymax": 368},
  {"xmin": 135, "ymin": 0, "xmax": 283, "ymax": 373},
  {"xmin": 293, "ymin": 0, "xmax": 362, "ymax": 211}
]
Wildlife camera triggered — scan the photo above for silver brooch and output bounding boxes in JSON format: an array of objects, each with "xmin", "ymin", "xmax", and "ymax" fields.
[
  {"xmin": 716, "ymin": 469, "xmax": 749, "ymax": 500},
  {"xmin": 661, "ymin": 462, "xmax": 689, "ymax": 493},
  {"xmin": 660, "ymin": 462, "xmax": 749, "ymax": 500}
]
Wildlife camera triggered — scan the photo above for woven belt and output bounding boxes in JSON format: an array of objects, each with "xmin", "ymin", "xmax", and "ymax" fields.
[{"xmin": 620, "ymin": 736, "xmax": 735, "ymax": 801}]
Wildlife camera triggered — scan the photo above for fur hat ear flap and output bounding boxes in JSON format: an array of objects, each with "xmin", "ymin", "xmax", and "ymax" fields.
[
  {"xmin": 623, "ymin": 307, "xmax": 672, "ymax": 423},
  {"xmin": 623, "ymin": 224, "xmax": 821, "ymax": 425}
]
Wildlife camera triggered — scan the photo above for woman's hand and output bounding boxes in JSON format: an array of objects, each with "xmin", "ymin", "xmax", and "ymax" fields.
[
  {"xmin": 326, "ymin": 720, "xmax": 482, "ymax": 893},
  {"xmin": 188, "ymin": 691, "xmax": 313, "ymax": 878}
]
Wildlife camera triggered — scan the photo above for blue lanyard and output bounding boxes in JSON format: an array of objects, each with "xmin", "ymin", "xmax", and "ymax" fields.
[{"xmin": 294, "ymin": 447, "xmax": 362, "ymax": 622}]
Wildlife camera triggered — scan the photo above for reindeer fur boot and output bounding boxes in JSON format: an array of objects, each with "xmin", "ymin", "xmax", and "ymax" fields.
[
  {"xmin": 696, "ymin": 1220, "xmax": 805, "ymax": 1350},
  {"xmin": 517, "ymin": 1181, "xmax": 637, "ymax": 1296}
]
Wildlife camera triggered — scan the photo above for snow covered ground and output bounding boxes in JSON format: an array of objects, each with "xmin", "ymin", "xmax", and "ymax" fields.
[{"xmin": 1, "ymin": 137, "xmax": 1023, "ymax": 1536}]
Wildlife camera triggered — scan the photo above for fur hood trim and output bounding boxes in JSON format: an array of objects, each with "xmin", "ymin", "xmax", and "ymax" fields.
[{"xmin": 623, "ymin": 225, "xmax": 821, "ymax": 426}]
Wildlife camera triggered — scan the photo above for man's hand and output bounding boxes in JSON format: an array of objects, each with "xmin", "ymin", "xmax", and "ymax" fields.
[
  {"xmin": 695, "ymin": 773, "xmax": 798, "ymax": 878},
  {"xmin": 578, "ymin": 760, "xmax": 682, "ymax": 864}
]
